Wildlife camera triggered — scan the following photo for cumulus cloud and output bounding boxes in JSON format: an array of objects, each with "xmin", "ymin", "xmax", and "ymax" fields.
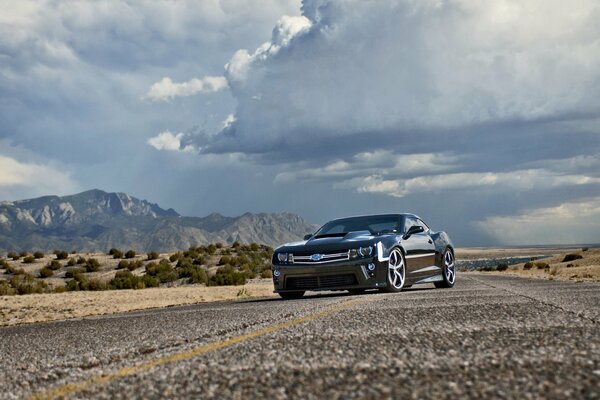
[
  {"xmin": 477, "ymin": 197, "xmax": 600, "ymax": 245},
  {"xmin": 143, "ymin": 76, "xmax": 228, "ymax": 102},
  {"xmin": 0, "ymin": 154, "xmax": 78, "ymax": 198},
  {"xmin": 224, "ymin": 15, "xmax": 311, "ymax": 87},
  {"xmin": 344, "ymin": 169, "xmax": 600, "ymax": 198},
  {"xmin": 147, "ymin": 131, "xmax": 194, "ymax": 152},
  {"xmin": 193, "ymin": 0, "xmax": 600, "ymax": 156},
  {"xmin": 274, "ymin": 151, "xmax": 460, "ymax": 183}
]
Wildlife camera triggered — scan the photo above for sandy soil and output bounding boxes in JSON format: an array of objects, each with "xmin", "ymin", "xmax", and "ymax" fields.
[
  {"xmin": 463, "ymin": 248, "xmax": 600, "ymax": 282},
  {"xmin": 0, "ymin": 281, "xmax": 275, "ymax": 327}
]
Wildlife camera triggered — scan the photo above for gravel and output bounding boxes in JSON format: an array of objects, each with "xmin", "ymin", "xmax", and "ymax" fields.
[{"xmin": 0, "ymin": 274, "xmax": 598, "ymax": 399}]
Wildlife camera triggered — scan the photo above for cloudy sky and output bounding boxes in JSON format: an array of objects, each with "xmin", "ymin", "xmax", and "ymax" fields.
[{"xmin": 1, "ymin": 0, "xmax": 599, "ymax": 246}]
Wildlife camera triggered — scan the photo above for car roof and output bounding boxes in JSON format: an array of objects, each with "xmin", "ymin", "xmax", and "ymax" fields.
[{"xmin": 327, "ymin": 213, "xmax": 421, "ymax": 222}]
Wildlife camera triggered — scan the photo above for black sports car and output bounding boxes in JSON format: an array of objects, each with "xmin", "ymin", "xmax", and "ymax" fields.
[{"xmin": 271, "ymin": 214, "xmax": 455, "ymax": 299}]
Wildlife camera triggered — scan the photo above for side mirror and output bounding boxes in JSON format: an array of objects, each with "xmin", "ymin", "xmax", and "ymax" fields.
[
  {"xmin": 403, "ymin": 225, "xmax": 424, "ymax": 239},
  {"xmin": 303, "ymin": 234, "xmax": 313, "ymax": 240}
]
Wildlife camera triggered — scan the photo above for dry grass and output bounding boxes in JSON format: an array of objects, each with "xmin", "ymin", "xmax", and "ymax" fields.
[{"xmin": 0, "ymin": 280, "xmax": 275, "ymax": 326}]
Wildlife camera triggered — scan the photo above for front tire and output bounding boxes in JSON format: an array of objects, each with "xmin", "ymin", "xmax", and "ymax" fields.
[
  {"xmin": 382, "ymin": 248, "xmax": 406, "ymax": 293},
  {"xmin": 434, "ymin": 248, "xmax": 456, "ymax": 289},
  {"xmin": 279, "ymin": 291, "xmax": 305, "ymax": 300}
]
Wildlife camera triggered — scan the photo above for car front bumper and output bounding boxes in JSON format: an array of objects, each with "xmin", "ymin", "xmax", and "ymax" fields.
[{"xmin": 272, "ymin": 257, "xmax": 387, "ymax": 293}]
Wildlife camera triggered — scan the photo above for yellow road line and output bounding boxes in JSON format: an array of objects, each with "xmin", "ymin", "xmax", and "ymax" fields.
[{"xmin": 29, "ymin": 298, "xmax": 366, "ymax": 400}]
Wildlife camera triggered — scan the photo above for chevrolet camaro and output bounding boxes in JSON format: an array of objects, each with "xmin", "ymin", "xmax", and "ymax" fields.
[{"xmin": 271, "ymin": 213, "xmax": 455, "ymax": 299}]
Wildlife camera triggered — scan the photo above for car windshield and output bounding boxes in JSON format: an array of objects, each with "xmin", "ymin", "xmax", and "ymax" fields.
[{"xmin": 314, "ymin": 215, "xmax": 400, "ymax": 237}]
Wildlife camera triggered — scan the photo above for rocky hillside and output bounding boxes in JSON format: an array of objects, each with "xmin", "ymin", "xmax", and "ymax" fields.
[{"xmin": 0, "ymin": 190, "xmax": 318, "ymax": 252}]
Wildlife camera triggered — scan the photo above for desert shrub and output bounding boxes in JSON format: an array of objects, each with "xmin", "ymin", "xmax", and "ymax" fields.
[
  {"xmin": 76, "ymin": 256, "xmax": 86, "ymax": 264},
  {"xmin": 111, "ymin": 250, "xmax": 123, "ymax": 259},
  {"xmin": 141, "ymin": 274, "xmax": 159, "ymax": 288},
  {"xmin": 109, "ymin": 270, "xmax": 144, "ymax": 290},
  {"xmin": 566, "ymin": 263, "xmax": 575, "ymax": 268},
  {"xmin": 523, "ymin": 262, "xmax": 533, "ymax": 270},
  {"xmin": 67, "ymin": 258, "xmax": 76, "ymax": 267},
  {"xmin": 208, "ymin": 265, "xmax": 246, "ymax": 286},
  {"xmin": 47, "ymin": 260, "xmax": 62, "ymax": 270},
  {"xmin": 128, "ymin": 260, "xmax": 143, "ymax": 271},
  {"xmin": 0, "ymin": 259, "xmax": 9, "ymax": 269},
  {"xmin": 535, "ymin": 262, "xmax": 549, "ymax": 270},
  {"xmin": 232, "ymin": 241, "xmax": 240, "ymax": 249},
  {"xmin": 85, "ymin": 258, "xmax": 101, "ymax": 272},
  {"xmin": 177, "ymin": 261, "xmax": 208, "ymax": 284},
  {"xmin": 9, "ymin": 274, "xmax": 47, "ymax": 295},
  {"xmin": 250, "ymin": 243, "xmax": 259, "ymax": 251},
  {"xmin": 6, "ymin": 266, "xmax": 25, "ymax": 275},
  {"xmin": 147, "ymin": 251, "xmax": 159, "ymax": 261},
  {"xmin": 123, "ymin": 250, "xmax": 136, "ymax": 259},
  {"xmin": 145, "ymin": 260, "xmax": 177, "ymax": 283},
  {"xmin": 478, "ymin": 266, "xmax": 495, "ymax": 272},
  {"xmin": 87, "ymin": 279, "xmax": 108, "ymax": 291},
  {"xmin": 221, "ymin": 248, "xmax": 232, "ymax": 256},
  {"xmin": 33, "ymin": 251, "xmax": 44, "ymax": 259},
  {"xmin": 193, "ymin": 256, "xmax": 206, "ymax": 266},
  {"xmin": 22, "ymin": 255, "xmax": 36, "ymax": 264},
  {"xmin": 116, "ymin": 260, "xmax": 128, "ymax": 269},
  {"xmin": 218, "ymin": 256, "xmax": 231, "ymax": 265},
  {"xmin": 65, "ymin": 279, "xmax": 80, "ymax": 291},
  {"xmin": 562, "ymin": 254, "xmax": 583, "ymax": 263},
  {"xmin": 54, "ymin": 250, "xmax": 69, "ymax": 260},
  {"xmin": 0, "ymin": 280, "xmax": 16, "ymax": 296},
  {"xmin": 582, "ymin": 247, "xmax": 589, "ymax": 252},
  {"xmin": 188, "ymin": 268, "xmax": 208, "ymax": 284},
  {"xmin": 108, "ymin": 248, "xmax": 121, "ymax": 256},
  {"xmin": 19, "ymin": 251, "xmax": 29, "ymax": 258},
  {"xmin": 206, "ymin": 244, "xmax": 217, "ymax": 255},
  {"xmin": 7, "ymin": 252, "xmax": 18, "ymax": 260},
  {"xmin": 549, "ymin": 266, "xmax": 561, "ymax": 276},
  {"xmin": 215, "ymin": 242, "xmax": 223, "ymax": 249},
  {"xmin": 260, "ymin": 269, "xmax": 272, "ymax": 278},
  {"xmin": 65, "ymin": 267, "xmax": 86, "ymax": 278},
  {"xmin": 169, "ymin": 252, "xmax": 183, "ymax": 262},
  {"xmin": 496, "ymin": 264, "xmax": 508, "ymax": 272},
  {"xmin": 54, "ymin": 286, "xmax": 68, "ymax": 293},
  {"xmin": 39, "ymin": 267, "xmax": 54, "ymax": 278}
]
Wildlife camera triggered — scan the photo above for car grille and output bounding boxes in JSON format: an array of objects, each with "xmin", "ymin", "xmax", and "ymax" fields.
[
  {"xmin": 291, "ymin": 251, "xmax": 350, "ymax": 264},
  {"xmin": 285, "ymin": 274, "xmax": 358, "ymax": 290}
]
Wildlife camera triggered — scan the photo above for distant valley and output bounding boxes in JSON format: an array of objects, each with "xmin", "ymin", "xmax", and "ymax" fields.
[{"xmin": 0, "ymin": 190, "xmax": 318, "ymax": 252}]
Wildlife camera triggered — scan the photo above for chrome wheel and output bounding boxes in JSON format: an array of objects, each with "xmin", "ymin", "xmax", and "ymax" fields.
[
  {"xmin": 388, "ymin": 249, "xmax": 405, "ymax": 290},
  {"xmin": 444, "ymin": 250, "xmax": 455, "ymax": 284}
]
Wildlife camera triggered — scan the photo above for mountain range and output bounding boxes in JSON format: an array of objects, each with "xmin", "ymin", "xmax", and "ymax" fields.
[{"xmin": 0, "ymin": 189, "xmax": 318, "ymax": 252}]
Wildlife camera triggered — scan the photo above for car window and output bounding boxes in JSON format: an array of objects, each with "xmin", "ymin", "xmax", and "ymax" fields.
[
  {"xmin": 416, "ymin": 219, "xmax": 430, "ymax": 232},
  {"xmin": 403, "ymin": 217, "xmax": 417, "ymax": 233},
  {"xmin": 315, "ymin": 215, "xmax": 400, "ymax": 236}
]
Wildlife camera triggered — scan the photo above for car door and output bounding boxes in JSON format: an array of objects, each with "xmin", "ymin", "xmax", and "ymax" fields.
[{"xmin": 402, "ymin": 217, "xmax": 437, "ymax": 279}]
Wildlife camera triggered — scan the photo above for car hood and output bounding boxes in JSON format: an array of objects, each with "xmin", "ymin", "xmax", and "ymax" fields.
[{"xmin": 276, "ymin": 231, "xmax": 386, "ymax": 254}]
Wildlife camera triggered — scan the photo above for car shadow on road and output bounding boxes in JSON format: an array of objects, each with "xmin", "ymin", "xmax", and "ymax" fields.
[{"xmin": 244, "ymin": 285, "xmax": 437, "ymax": 303}]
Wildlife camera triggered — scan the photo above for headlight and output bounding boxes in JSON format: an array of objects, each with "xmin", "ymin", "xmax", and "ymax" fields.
[
  {"xmin": 277, "ymin": 253, "xmax": 288, "ymax": 263},
  {"xmin": 358, "ymin": 246, "xmax": 373, "ymax": 257}
]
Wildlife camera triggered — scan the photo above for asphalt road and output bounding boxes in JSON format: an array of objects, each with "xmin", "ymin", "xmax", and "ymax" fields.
[{"xmin": 1, "ymin": 274, "xmax": 599, "ymax": 399}]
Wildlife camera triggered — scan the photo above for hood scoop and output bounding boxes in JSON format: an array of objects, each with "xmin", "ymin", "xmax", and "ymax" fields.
[{"xmin": 343, "ymin": 230, "xmax": 373, "ymax": 239}]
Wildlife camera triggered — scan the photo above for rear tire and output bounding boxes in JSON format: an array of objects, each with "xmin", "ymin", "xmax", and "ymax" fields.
[
  {"xmin": 434, "ymin": 248, "xmax": 456, "ymax": 289},
  {"xmin": 279, "ymin": 291, "xmax": 305, "ymax": 299}
]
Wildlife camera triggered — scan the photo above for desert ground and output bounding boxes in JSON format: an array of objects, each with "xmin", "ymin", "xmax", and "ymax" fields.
[
  {"xmin": 0, "ymin": 280, "xmax": 274, "ymax": 326},
  {"xmin": 1, "ymin": 246, "xmax": 598, "ymax": 327}
]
